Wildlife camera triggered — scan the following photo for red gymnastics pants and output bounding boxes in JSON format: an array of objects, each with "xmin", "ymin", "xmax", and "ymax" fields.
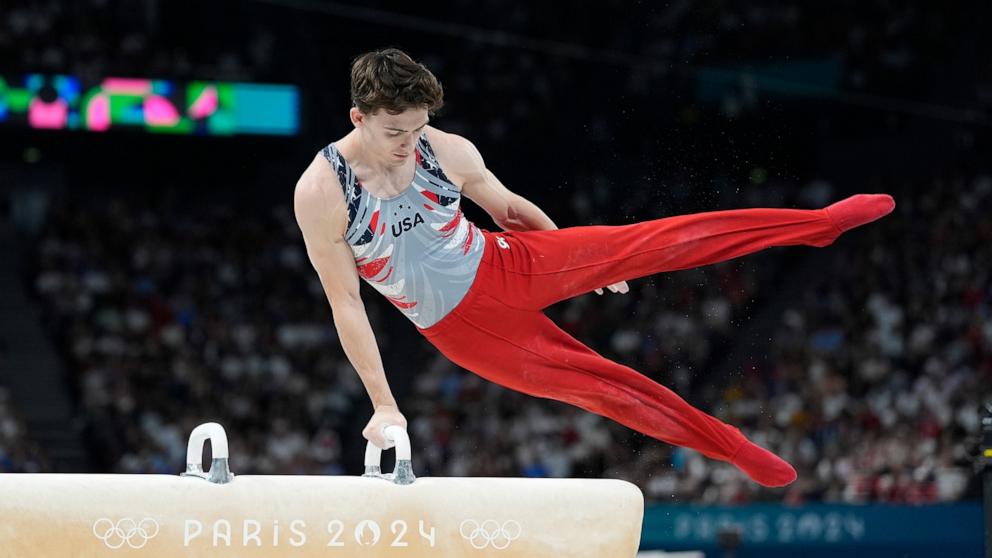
[{"xmin": 415, "ymin": 195, "xmax": 894, "ymax": 487}]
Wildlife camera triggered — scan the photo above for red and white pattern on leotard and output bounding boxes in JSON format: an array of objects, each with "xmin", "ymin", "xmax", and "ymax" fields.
[{"xmin": 322, "ymin": 134, "xmax": 485, "ymax": 327}]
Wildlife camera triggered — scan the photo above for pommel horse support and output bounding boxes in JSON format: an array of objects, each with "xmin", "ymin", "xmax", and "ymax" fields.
[{"xmin": 0, "ymin": 422, "xmax": 644, "ymax": 556}]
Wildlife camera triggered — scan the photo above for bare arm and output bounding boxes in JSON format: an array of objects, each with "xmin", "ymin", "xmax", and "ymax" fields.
[
  {"xmin": 428, "ymin": 127, "xmax": 628, "ymax": 294},
  {"xmin": 427, "ymin": 127, "xmax": 558, "ymax": 232},
  {"xmin": 293, "ymin": 155, "xmax": 398, "ymax": 410}
]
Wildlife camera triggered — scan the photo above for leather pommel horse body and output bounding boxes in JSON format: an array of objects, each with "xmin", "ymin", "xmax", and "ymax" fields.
[{"xmin": 0, "ymin": 423, "xmax": 644, "ymax": 556}]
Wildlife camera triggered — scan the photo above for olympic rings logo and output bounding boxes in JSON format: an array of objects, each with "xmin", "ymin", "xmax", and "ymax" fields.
[
  {"xmin": 92, "ymin": 518, "xmax": 160, "ymax": 549},
  {"xmin": 459, "ymin": 519, "xmax": 522, "ymax": 550}
]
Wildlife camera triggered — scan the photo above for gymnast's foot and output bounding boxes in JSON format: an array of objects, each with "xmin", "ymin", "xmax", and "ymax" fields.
[
  {"xmin": 730, "ymin": 441, "xmax": 797, "ymax": 487},
  {"xmin": 824, "ymin": 193, "xmax": 895, "ymax": 233}
]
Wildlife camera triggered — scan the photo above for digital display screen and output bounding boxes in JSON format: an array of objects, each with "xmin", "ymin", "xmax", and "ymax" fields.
[{"xmin": 0, "ymin": 74, "xmax": 299, "ymax": 136}]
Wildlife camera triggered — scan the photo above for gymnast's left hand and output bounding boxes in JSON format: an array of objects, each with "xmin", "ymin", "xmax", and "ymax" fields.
[{"xmin": 595, "ymin": 281, "xmax": 629, "ymax": 295}]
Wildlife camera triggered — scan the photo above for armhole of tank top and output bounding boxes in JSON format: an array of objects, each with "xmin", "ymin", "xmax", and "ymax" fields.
[
  {"xmin": 417, "ymin": 133, "xmax": 459, "ymax": 193},
  {"xmin": 321, "ymin": 144, "xmax": 360, "ymax": 241},
  {"xmin": 321, "ymin": 145, "xmax": 348, "ymax": 194}
]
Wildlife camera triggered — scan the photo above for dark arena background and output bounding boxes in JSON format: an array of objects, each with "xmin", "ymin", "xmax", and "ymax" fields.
[{"xmin": 0, "ymin": 1, "xmax": 990, "ymax": 557}]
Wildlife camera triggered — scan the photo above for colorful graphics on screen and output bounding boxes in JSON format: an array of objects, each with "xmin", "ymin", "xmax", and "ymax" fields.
[{"xmin": 0, "ymin": 74, "xmax": 298, "ymax": 136}]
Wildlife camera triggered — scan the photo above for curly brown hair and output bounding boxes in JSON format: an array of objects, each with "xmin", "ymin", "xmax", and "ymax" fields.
[{"xmin": 350, "ymin": 48, "xmax": 444, "ymax": 115}]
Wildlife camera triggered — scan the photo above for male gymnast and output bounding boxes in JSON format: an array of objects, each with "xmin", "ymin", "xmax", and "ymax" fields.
[{"xmin": 294, "ymin": 48, "xmax": 895, "ymax": 487}]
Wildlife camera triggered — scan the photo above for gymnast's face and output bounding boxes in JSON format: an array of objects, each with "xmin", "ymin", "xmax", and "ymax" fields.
[{"xmin": 350, "ymin": 106, "xmax": 429, "ymax": 167}]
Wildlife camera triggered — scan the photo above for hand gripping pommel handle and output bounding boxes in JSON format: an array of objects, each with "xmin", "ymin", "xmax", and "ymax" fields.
[
  {"xmin": 363, "ymin": 424, "xmax": 416, "ymax": 485},
  {"xmin": 181, "ymin": 422, "xmax": 235, "ymax": 484}
]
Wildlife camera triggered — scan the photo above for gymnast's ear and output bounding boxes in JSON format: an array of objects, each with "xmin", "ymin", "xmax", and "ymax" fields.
[{"xmin": 349, "ymin": 106, "xmax": 366, "ymax": 128}]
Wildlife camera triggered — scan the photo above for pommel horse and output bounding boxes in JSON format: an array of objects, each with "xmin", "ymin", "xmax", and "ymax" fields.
[{"xmin": 0, "ymin": 422, "xmax": 644, "ymax": 556}]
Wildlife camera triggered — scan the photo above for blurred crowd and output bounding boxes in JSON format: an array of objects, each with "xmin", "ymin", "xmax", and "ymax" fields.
[
  {"xmin": 4, "ymin": 0, "xmax": 990, "ymax": 506},
  {"xmin": 1, "ymin": 0, "xmax": 275, "ymax": 81},
  {"xmin": 0, "ymin": 269, "xmax": 45, "ymax": 472},
  {"xmin": 30, "ymin": 200, "xmax": 354, "ymax": 475},
  {"xmin": 0, "ymin": 385, "xmax": 48, "ymax": 472},
  {"xmin": 612, "ymin": 174, "xmax": 990, "ymax": 504},
  {"xmin": 25, "ymin": 171, "xmax": 991, "ymax": 504}
]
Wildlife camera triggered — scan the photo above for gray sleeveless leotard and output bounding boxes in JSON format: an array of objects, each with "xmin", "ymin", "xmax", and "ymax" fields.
[{"xmin": 322, "ymin": 133, "xmax": 485, "ymax": 328}]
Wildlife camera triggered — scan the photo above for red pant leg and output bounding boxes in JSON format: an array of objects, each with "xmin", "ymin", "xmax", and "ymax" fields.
[
  {"xmin": 420, "ymin": 290, "xmax": 748, "ymax": 462},
  {"xmin": 481, "ymin": 207, "xmax": 841, "ymax": 310}
]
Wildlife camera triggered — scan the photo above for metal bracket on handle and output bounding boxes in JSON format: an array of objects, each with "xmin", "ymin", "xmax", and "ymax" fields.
[
  {"xmin": 363, "ymin": 425, "xmax": 416, "ymax": 485},
  {"xmin": 181, "ymin": 422, "xmax": 235, "ymax": 484}
]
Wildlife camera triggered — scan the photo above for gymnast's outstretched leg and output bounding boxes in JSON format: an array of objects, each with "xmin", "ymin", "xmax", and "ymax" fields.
[
  {"xmin": 420, "ymin": 302, "xmax": 797, "ymax": 486},
  {"xmin": 482, "ymin": 194, "xmax": 895, "ymax": 310}
]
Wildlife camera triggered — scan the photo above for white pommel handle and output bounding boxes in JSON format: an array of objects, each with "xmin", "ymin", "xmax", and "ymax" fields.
[
  {"xmin": 363, "ymin": 425, "xmax": 415, "ymax": 484},
  {"xmin": 364, "ymin": 424, "xmax": 411, "ymax": 465},
  {"xmin": 186, "ymin": 422, "xmax": 230, "ymax": 466}
]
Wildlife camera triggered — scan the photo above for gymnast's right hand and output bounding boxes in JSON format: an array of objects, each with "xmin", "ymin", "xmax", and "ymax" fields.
[{"xmin": 363, "ymin": 404, "xmax": 408, "ymax": 450}]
